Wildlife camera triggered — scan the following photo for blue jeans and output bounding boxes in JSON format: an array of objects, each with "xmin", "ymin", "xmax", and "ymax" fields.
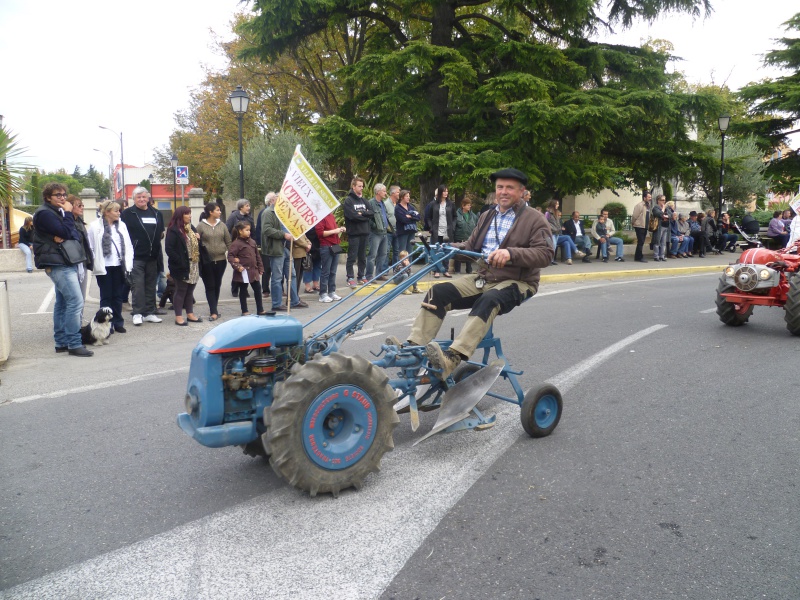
[
  {"xmin": 386, "ymin": 232, "xmax": 398, "ymax": 267},
  {"xmin": 556, "ymin": 235, "xmax": 578, "ymax": 260},
  {"xmin": 302, "ymin": 254, "xmax": 322, "ymax": 286},
  {"xmin": 670, "ymin": 236, "xmax": 692, "ymax": 255},
  {"xmin": 319, "ymin": 246, "xmax": 339, "ymax": 296},
  {"xmin": 366, "ymin": 232, "xmax": 388, "ymax": 279},
  {"xmin": 47, "ymin": 265, "xmax": 84, "ymax": 349},
  {"xmin": 654, "ymin": 227, "xmax": 669, "ymax": 259},
  {"xmin": 575, "ymin": 234, "xmax": 592, "ymax": 253},
  {"xmin": 19, "ymin": 244, "xmax": 33, "ymax": 271},
  {"xmin": 270, "ymin": 249, "xmax": 300, "ymax": 308},
  {"xmin": 395, "ymin": 231, "xmax": 416, "ymax": 256},
  {"xmin": 599, "ymin": 236, "xmax": 624, "ymax": 258}
]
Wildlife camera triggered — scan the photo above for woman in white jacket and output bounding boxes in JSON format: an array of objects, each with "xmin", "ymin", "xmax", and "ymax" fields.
[{"xmin": 87, "ymin": 200, "xmax": 134, "ymax": 333}]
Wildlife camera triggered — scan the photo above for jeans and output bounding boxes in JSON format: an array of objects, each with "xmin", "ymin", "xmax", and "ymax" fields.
[
  {"xmin": 19, "ymin": 244, "xmax": 33, "ymax": 271},
  {"xmin": 366, "ymin": 232, "xmax": 388, "ymax": 279},
  {"xmin": 319, "ymin": 246, "xmax": 339, "ymax": 296},
  {"xmin": 385, "ymin": 232, "xmax": 398, "ymax": 267},
  {"xmin": 131, "ymin": 257, "xmax": 158, "ymax": 316},
  {"xmin": 654, "ymin": 227, "xmax": 669, "ymax": 259},
  {"xmin": 96, "ymin": 265, "xmax": 127, "ymax": 328},
  {"xmin": 670, "ymin": 236, "xmax": 693, "ymax": 255},
  {"xmin": 260, "ymin": 252, "xmax": 271, "ymax": 291},
  {"xmin": 303, "ymin": 254, "xmax": 322, "ymax": 286},
  {"xmin": 574, "ymin": 234, "xmax": 592, "ymax": 253},
  {"xmin": 599, "ymin": 237, "xmax": 624, "ymax": 258},
  {"xmin": 46, "ymin": 265, "xmax": 84, "ymax": 349},
  {"xmin": 270, "ymin": 249, "xmax": 300, "ymax": 308},
  {"xmin": 556, "ymin": 235, "xmax": 578, "ymax": 260},
  {"xmin": 395, "ymin": 231, "xmax": 416, "ymax": 256},
  {"xmin": 346, "ymin": 234, "xmax": 368, "ymax": 279},
  {"xmin": 201, "ymin": 259, "xmax": 227, "ymax": 316}
]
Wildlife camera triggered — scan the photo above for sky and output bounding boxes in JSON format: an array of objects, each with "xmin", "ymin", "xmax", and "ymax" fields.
[{"xmin": 0, "ymin": 0, "xmax": 797, "ymax": 176}]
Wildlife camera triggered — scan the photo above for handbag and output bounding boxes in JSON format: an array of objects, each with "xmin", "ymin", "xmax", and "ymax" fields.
[
  {"xmin": 648, "ymin": 216, "xmax": 659, "ymax": 232},
  {"xmin": 124, "ymin": 270, "xmax": 134, "ymax": 287},
  {"xmin": 58, "ymin": 239, "xmax": 87, "ymax": 265},
  {"xmin": 302, "ymin": 254, "xmax": 313, "ymax": 270},
  {"xmin": 330, "ymin": 244, "xmax": 342, "ymax": 254}
]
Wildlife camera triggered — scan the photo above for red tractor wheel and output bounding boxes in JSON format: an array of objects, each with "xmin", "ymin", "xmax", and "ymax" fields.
[
  {"xmin": 784, "ymin": 275, "xmax": 800, "ymax": 336},
  {"xmin": 715, "ymin": 278, "xmax": 754, "ymax": 326}
]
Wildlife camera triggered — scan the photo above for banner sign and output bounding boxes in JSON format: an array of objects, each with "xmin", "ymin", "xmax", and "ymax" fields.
[
  {"xmin": 790, "ymin": 191, "xmax": 800, "ymax": 215},
  {"xmin": 275, "ymin": 146, "xmax": 339, "ymax": 239}
]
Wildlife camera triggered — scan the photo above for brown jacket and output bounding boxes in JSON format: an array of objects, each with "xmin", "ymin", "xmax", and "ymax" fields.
[
  {"xmin": 228, "ymin": 237, "xmax": 264, "ymax": 283},
  {"xmin": 290, "ymin": 234, "xmax": 312, "ymax": 259},
  {"xmin": 454, "ymin": 202, "xmax": 553, "ymax": 292}
]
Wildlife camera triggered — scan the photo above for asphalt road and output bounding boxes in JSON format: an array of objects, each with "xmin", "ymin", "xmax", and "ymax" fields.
[{"xmin": 1, "ymin": 271, "xmax": 798, "ymax": 599}]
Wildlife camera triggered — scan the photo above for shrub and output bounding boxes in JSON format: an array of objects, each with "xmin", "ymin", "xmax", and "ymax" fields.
[{"xmin": 602, "ymin": 202, "xmax": 628, "ymax": 222}]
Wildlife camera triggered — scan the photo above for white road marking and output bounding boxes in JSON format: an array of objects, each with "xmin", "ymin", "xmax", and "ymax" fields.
[
  {"xmin": 0, "ymin": 325, "xmax": 665, "ymax": 600},
  {"xmin": 699, "ymin": 308, "xmax": 717, "ymax": 313},
  {"xmin": 5, "ymin": 368, "xmax": 189, "ymax": 405},
  {"xmin": 350, "ymin": 331, "xmax": 387, "ymax": 341},
  {"xmin": 36, "ymin": 287, "xmax": 55, "ymax": 313}
]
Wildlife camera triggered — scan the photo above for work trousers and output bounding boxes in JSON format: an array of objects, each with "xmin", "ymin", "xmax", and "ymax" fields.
[
  {"xmin": 131, "ymin": 257, "xmax": 159, "ymax": 316},
  {"xmin": 408, "ymin": 275, "xmax": 535, "ymax": 359}
]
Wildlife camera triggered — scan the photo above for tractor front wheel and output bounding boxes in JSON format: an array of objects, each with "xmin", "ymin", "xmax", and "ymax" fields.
[
  {"xmin": 784, "ymin": 275, "xmax": 800, "ymax": 336},
  {"xmin": 715, "ymin": 278, "xmax": 754, "ymax": 326},
  {"xmin": 264, "ymin": 353, "xmax": 399, "ymax": 497}
]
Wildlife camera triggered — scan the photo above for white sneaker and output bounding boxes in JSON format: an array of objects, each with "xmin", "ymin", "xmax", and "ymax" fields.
[
  {"xmin": 143, "ymin": 314, "xmax": 163, "ymax": 323},
  {"xmin": 319, "ymin": 294, "xmax": 332, "ymax": 303},
  {"xmin": 132, "ymin": 314, "xmax": 143, "ymax": 326},
  {"xmin": 575, "ymin": 250, "xmax": 586, "ymax": 258},
  {"xmin": 330, "ymin": 293, "xmax": 342, "ymax": 301}
]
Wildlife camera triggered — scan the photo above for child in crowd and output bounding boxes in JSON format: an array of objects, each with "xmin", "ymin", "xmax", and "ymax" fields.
[
  {"xmin": 228, "ymin": 222, "xmax": 265, "ymax": 315},
  {"xmin": 158, "ymin": 273, "xmax": 176, "ymax": 309},
  {"xmin": 391, "ymin": 251, "xmax": 422, "ymax": 295}
]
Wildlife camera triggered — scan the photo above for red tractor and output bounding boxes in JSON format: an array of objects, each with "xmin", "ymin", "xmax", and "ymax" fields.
[{"xmin": 715, "ymin": 245, "xmax": 800, "ymax": 335}]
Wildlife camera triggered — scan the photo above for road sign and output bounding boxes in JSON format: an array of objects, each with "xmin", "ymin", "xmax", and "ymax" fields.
[{"xmin": 175, "ymin": 166, "xmax": 189, "ymax": 185}]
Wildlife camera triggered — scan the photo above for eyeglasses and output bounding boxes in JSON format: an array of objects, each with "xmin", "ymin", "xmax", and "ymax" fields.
[{"xmin": 52, "ymin": 193, "xmax": 68, "ymax": 198}]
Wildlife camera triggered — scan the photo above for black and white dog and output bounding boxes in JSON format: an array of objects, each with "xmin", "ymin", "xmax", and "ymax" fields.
[{"xmin": 81, "ymin": 307, "xmax": 114, "ymax": 346}]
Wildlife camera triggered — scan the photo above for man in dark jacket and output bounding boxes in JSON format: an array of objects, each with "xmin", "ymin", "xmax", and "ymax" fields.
[
  {"xmin": 343, "ymin": 177, "xmax": 373, "ymax": 286},
  {"xmin": 562, "ymin": 211, "xmax": 592, "ymax": 263},
  {"xmin": 32, "ymin": 183, "xmax": 93, "ymax": 356},
  {"xmin": 121, "ymin": 186, "xmax": 165, "ymax": 325},
  {"xmin": 401, "ymin": 168, "xmax": 554, "ymax": 379}
]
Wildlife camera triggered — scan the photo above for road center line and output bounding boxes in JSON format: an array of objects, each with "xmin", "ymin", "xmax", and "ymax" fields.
[
  {"xmin": 36, "ymin": 286, "xmax": 55, "ymax": 314},
  {"xmin": 0, "ymin": 325, "xmax": 665, "ymax": 599}
]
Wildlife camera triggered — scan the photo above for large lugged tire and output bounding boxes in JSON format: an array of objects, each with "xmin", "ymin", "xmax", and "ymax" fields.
[
  {"xmin": 715, "ymin": 277, "xmax": 754, "ymax": 326},
  {"xmin": 264, "ymin": 353, "xmax": 399, "ymax": 497},
  {"xmin": 520, "ymin": 384, "xmax": 562, "ymax": 438},
  {"xmin": 784, "ymin": 275, "xmax": 800, "ymax": 336}
]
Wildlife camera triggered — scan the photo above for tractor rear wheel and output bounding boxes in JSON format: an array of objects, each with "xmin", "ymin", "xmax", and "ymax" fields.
[
  {"xmin": 264, "ymin": 353, "xmax": 399, "ymax": 497},
  {"xmin": 715, "ymin": 278, "xmax": 754, "ymax": 326},
  {"xmin": 784, "ymin": 275, "xmax": 800, "ymax": 336}
]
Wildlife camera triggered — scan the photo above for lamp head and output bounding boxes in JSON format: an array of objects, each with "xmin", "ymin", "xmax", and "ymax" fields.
[
  {"xmin": 229, "ymin": 85, "xmax": 250, "ymax": 115},
  {"xmin": 170, "ymin": 154, "xmax": 178, "ymax": 169},
  {"xmin": 718, "ymin": 114, "xmax": 731, "ymax": 133}
]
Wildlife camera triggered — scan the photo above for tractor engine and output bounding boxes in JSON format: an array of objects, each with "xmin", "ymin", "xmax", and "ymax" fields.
[{"xmin": 177, "ymin": 315, "xmax": 304, "ymax": 448}]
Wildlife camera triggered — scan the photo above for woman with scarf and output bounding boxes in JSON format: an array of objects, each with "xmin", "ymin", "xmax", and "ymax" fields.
[
  {"xmin": 165, "ymin": 206, "xmax": 202, "ymax": 325},
  {"xmin": 87, "ymin": 200, "xmax": 134, "ymax": 333}
]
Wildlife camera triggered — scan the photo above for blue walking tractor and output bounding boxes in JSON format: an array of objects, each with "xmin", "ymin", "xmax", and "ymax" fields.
[{"xmin": 178, "ymin": 241, "xmax": 563, "ymax": 496}]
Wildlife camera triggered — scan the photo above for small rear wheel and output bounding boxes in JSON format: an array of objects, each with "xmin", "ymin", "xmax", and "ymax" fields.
[
  {"xmin": 715, "ymin": 277, "xmax": 753, "ymax": 326},
  {"xmin": 784, "ymin": 275, "xmax": 800, "ymax": 336},
  {"xmin": 520, "ymin": 384, "xmax": 562, "ymax": 438}
]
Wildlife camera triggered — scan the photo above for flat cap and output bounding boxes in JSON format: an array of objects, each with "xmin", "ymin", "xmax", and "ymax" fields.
[
  {"xmin": 689, "ymin": 210, "xmax": 697, "ymax": 217},
  {"xmin": 490, "ymin": 168, "xmax": 528, "ymax": 185}
]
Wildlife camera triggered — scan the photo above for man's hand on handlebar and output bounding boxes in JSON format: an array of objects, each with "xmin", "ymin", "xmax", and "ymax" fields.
[{"xmin": 487, "ymin": 248, "xmax": 511, "ymax": 268}]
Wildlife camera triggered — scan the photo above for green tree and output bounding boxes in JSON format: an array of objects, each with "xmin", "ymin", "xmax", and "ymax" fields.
[
  {"xmin": 219, "ymin": 130, "xmax": 329, "ymax": 207},
  {"xmin": 738, "ymin": 13, "xmax": 800, "ymax": 194},
  {"xmin": 38, "ymin": 172, "xmax": 83, "ymax": 195},
  {"xmin": 241, "ymin": 0, "xmax": 715, "ymax": 201}
]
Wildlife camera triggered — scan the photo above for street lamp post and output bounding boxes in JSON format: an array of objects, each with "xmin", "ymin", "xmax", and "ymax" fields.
[
  {"xmin": 718, "ymin": 114, "xmax": 731, "ymax": 219},
  {"xmin": 170, "ymin": 153, "xmax": 178, "ymax": 209},
  {"xmin": 92, "ymin": 148, "xmax": 114, "ymax": 200},
  {"xmin": 228, "ymin": 85, "xmax": 250, "ymax": 200},
  {"xmin": 99, "ymin": 126, "xmax": 124, "ymax": 205},
  {"xmin": 148, "ymin": 173, "xmax": 155, "ymax": 205}
]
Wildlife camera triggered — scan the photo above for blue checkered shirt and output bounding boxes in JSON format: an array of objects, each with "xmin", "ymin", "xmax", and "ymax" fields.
[{"xmin": 481, "ymin": 206, "xmax": 516, "ymax": 255}]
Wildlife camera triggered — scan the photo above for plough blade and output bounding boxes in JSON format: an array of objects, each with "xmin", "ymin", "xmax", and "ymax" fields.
[{"xmin": 413, "ymin": 360, "xmax": 504, "ymax": 446}]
